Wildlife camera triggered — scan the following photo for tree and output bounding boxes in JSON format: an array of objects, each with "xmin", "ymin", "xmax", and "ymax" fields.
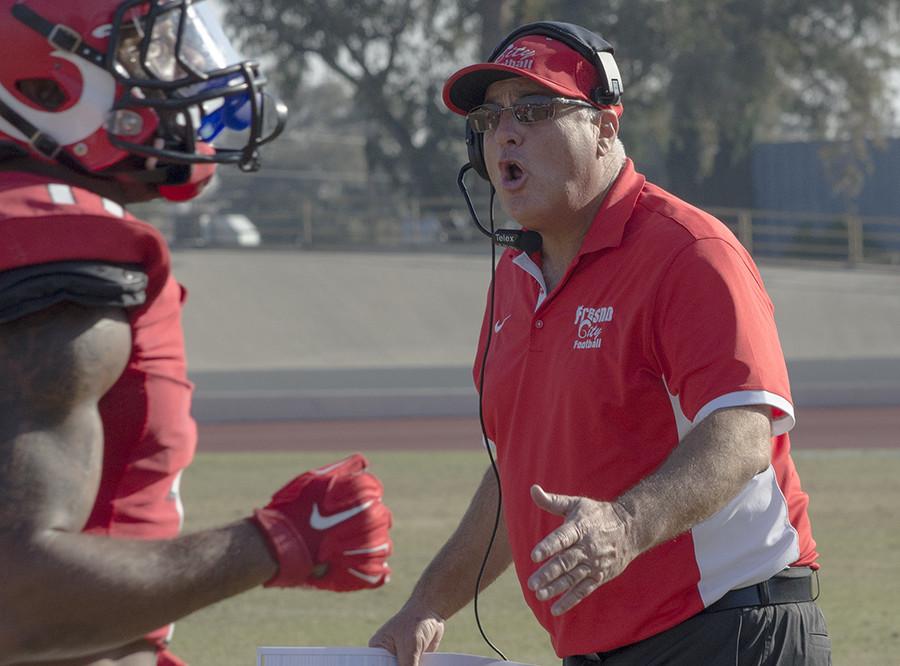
[
  {"xmin": 223, "ymin": 0, "xmax": 487, "ymax": 198},
  {"xmin": 223, "ymin": 0, "xmax": 900, "ymax": 208},
  {"xmin": 524, "ymin": 0, "xmax": 900, "ymax": 207}
]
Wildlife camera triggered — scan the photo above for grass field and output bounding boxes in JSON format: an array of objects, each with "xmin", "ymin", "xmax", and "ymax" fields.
[{"xmin": 168, "ymin": 449, "xmax": 900, "ymax": 665}]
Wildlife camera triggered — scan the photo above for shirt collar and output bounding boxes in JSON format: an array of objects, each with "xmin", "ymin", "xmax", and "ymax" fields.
[{"xmin": 577, "ymin": 158, "xmax": 646, "ymax": 256}]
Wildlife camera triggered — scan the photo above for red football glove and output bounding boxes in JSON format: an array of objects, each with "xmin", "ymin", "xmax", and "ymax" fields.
[
  {"xmin": 250, "ymin": 453, "xmax": 392, "ymax": 591},
  {"xmin": 157, "ymin": 649, "xmax": 188, "ymax": 666}
]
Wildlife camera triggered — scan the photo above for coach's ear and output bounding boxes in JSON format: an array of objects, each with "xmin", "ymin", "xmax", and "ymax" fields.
[{"xmin": 597, "ymin": 109, "xmax": 619, "ymax": 157}]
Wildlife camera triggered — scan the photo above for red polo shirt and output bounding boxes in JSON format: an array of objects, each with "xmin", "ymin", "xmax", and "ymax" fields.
[{"xmin": 473, "ymin": 160, "xmax": 817, "ymax": 656}]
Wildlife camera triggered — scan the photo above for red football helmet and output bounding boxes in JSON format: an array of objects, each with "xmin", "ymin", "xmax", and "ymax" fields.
[{"xmin": 0, "ymin": 0, "xmax": 286, "ymax": 199}]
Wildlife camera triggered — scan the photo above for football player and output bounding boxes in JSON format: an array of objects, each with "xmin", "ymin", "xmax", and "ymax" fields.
[{"xmin": 0, "ymin": 2, "xmax": 392, "ymax": 664}]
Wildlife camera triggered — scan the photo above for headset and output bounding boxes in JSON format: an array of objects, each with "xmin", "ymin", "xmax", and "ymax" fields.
[{"xmin": 457, "ymin": 21, "xmax": 623, "ymax": 661}]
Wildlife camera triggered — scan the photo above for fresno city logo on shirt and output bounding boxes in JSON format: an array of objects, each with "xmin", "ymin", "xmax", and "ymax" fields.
[
  {"xmin": 496, "ymin": 45, "xmax": 536, "ymax": 70},
  {"xmin": 573, "ymin": 304, "xmax": 614, "ymax": 350}
]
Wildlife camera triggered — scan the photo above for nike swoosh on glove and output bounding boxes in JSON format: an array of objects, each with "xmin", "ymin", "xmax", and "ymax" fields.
[{"xmin": 250, "ymin": 453, "xmax": 393, "ymax": 591}]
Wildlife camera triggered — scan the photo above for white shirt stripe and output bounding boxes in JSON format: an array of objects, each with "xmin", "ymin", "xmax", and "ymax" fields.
[
  {"xmin": 666, "ymin": 385, "xmax": 796, "ymax": 440},
  {"xmin": 693, "ymin": 466, "xmax": 800, "ymax": 606},
  {"xmin": 47, "ymin": 183, "xmax": 75, "ymax": 205},
  {"xmin": 512, "ymin": 251, "xmax": 548, "ymax": 310},
  {"xmin": 663, "ymin": 383, "xmax": 801, "ymax": 607},
  {"xmin": 102, "ymin": 197, "xmax": 125, "ymax": 218}
]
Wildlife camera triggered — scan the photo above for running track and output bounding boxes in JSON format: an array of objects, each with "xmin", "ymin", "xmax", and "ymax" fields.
[{"xmin": 197, "ymin": 406, "xmax": 900, "ymax": 452}]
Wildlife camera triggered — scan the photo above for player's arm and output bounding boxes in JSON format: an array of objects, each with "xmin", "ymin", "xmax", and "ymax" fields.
[
  {"xmin": 0, "ymin": 303, "xmax": 274, "ymax": 662},
  {"xmin": 369, "ymin": 467, "xmax": 511, "ymax": 666},
  {"xmin": 0, "ymin": 304, "xmax": 391, "ymax": 664},
  {"xmin": 527, "ymin": 405, "xmax": 771, "ymax": 614}
]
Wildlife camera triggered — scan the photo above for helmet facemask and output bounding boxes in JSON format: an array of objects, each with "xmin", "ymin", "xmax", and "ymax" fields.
[
  {"xmin": 107, "ymin": 0, "xmax": 286, "ymax": 173},
  {"xmin": 1, "ymin": 0, "xmax": 286, "ymax": 193}
]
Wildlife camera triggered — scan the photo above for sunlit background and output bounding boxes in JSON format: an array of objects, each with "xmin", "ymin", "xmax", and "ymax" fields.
[
  {"xmin": 143, "ymin": 0, "xmax": 900, "ymax": 266},
  {"xmin": 124, "ymin": 3, "xmax": 900, "ymax": 664}
]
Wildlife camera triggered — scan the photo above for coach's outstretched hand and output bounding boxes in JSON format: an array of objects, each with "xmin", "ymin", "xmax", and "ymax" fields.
[
  {"xmin": 251, "ymin": 453, "xmax": 392, "ymax": 591},
  {"xmin": 527, "ymin": 483, "xmax": 638, "ymax": 615}
]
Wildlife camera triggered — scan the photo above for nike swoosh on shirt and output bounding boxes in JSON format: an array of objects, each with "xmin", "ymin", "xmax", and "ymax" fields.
[
  {"xmin": 494, "ymin": 315, "xmax": 512, "ymax": 333},
  {"xmin": 310, "ymin": 500, "xmax": 375, "ymax": 530}
]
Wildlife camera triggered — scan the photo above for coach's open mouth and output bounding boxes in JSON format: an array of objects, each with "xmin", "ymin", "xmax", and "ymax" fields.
[{"xmin": 498, "ymin": 159, "xmax": 526, "ymax": 188}]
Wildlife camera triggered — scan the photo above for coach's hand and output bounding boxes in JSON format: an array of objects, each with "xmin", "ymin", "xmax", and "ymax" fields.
[
  {"xmin": 369, "ymin": 602, "xmax": 445, "ymax": 666},
  {"xmin": 528, "ymin": 484, "xmax": 638, "ymax": 615},
  {"xmin": 251, "ymin": 453, "xmax": 392, "ymax": 591}
]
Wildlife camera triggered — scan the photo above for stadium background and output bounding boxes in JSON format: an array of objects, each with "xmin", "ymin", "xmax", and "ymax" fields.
[{"xmin": 134, "ymin": 1, "xmax": 900, "ymax": 664}]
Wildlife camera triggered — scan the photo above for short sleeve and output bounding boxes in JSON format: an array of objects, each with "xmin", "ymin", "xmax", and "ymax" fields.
[{"xmin": 652, "ymin": 238, "xmax": 794, "ymax": 436}]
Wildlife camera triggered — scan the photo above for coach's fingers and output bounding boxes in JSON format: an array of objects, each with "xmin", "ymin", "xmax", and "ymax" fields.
[
  {"xmin": 531, "ymin": 484, "xmax": 578, "ymax": 517},
  {"xmin": 368, "ymin": 632, "xmax": 395, "ymax": 656},
  {"xmin": 371, "ymin": 632, "xmax": 422, "ymax": 666},
  {"xmin": 534, "ymin": 562, "xmax": 592, "ymax": 602},
  {"xmin": 404, "ymin": 618, "xmax": 443, "ymax": 666},
  {"xmin": 551, "ymin": 575, "xmax": 604, "ymax": 616},
  {"xmin": 531, "ymin": 521, "xmax": 583, "ymax": 563},
  {"xmin": 528, "ymin": 546, "xmax": 582, "ymax": 591},
  {"xmin": 531, "ymin": 487, "xmax": 583, "ymax": 563},
  {"xmin": 424, "ymin": 621, "xmax": 444, "ymax": 652},
  {"xmin": 368, "ymin": 606, "xmax": 443, "ymax": 666}
]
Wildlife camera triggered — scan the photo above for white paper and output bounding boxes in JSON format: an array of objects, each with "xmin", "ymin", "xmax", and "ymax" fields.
[{"xmin": 256, "ymin": 646, "xmax": 536, "ymax": 666}]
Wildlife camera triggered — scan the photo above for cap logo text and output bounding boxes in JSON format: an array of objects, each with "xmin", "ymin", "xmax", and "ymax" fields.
[{"xmin": 496, "ymin": 45, "xmax": 536, "ymax": 70}]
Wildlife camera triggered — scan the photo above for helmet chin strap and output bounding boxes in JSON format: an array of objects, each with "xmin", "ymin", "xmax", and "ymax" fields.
[
  {"xmin": 0, "ymin": 97, "xmax": 92, "ymax": 174},
  {"xmin": 11, "ymin": 3, "xmax": 106, "ymax": 68},
  {"xmin": 157, "ymin": 142, "xmax": 217, "ymax": 202},
  {"xmin": 1, "ymin": 91, "xmax": 213, "ymax": 203}
]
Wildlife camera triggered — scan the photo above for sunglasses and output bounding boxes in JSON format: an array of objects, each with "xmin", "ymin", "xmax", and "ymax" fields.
[{"xmin": 467, "ymin": 96, "xmax": 597, "ymax": 133}]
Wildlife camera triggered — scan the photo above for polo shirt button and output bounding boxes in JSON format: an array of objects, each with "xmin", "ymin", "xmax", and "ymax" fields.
[{"xmin": 535, "ymin": 320, "xmax": 544, "ymax": 329}]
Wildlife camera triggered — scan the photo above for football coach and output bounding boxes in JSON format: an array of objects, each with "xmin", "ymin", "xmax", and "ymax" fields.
[{"xmin": 369, "ymin": 20, "xmax": 831, "ymax": 666}]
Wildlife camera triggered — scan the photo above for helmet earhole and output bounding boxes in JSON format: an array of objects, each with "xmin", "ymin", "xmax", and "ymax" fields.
[{"xmin": 15, "ymin": 78, "xmax": 69, "ymax": 111}]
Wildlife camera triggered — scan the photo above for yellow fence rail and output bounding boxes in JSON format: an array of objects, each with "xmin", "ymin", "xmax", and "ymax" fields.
[{"xmin": 166, "ymin": 196, "xmax": 900, "ymax": 268}]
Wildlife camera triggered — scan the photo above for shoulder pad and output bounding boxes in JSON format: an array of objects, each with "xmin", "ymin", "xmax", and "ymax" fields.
[{"xmin": 0, "ymin": 261, "xmax": 147, "ymax": 324}]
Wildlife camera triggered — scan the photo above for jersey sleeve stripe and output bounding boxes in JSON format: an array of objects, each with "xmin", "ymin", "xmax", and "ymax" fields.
[
  {"xmin": 694, "ymin": 390, "xmax": 795, "ymax": 437},
  {"xmin": 47, "ymin": 183, "xmax": 75, "ymax": 205}
]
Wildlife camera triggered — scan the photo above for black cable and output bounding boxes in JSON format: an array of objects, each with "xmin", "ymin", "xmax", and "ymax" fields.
[{"xmin": 472, "ymin": 186, "xmax": 508, "ymax": 662}]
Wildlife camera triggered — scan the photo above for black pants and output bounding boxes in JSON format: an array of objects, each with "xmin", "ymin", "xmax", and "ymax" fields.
[{"xmin": 562, "ymin": 601, "xmax": 831, "ymax": 665}]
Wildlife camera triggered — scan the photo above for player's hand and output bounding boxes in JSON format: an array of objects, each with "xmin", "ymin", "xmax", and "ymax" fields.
[
  {"xmin": 527, "ymin": 484, "xmax": 637, "ymax": 615},
  {"xmin": 368, "ymin": 602, "xmax": 445, "ymax": 666},
  {"xmin": 251, "ymin": 453, "xmax": 392, "ymax": 591}
]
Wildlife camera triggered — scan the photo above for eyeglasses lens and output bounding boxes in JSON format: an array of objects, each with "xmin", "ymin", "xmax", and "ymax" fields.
[
  {"xmin": 513, "ymin": 103, "xmax": 554, "ymax": 123},
  {"xmin": 467, "ymin": 101, "xmax": 557, "ymax": 133}
]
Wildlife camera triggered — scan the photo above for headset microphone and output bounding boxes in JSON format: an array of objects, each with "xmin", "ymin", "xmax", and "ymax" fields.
[
  {"xmin": 494, "ymin": 228, "xmax": 543, "ymax": 253},
  {"xmin": 457, "ymin": 164, "xmax": 543, "ymax": 253}
]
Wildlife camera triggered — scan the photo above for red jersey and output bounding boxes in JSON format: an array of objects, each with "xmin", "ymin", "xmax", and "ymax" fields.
[
  {"xmin": 0, "ymin": 172, "xmax": 197, "ymax": 645},
  {"xmin": 474, "ymin": 161, "xmax": 817, "ymax": 656}
]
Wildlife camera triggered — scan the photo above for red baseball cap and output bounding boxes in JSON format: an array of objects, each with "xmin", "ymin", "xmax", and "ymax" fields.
[{"xmin": 443, "ymin": 34, "xmax": 622, "ymax": 116}]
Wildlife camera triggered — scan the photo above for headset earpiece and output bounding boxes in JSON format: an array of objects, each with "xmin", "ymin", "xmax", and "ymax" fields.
[{"xmin": 466, "ymin": 120, "xmax": 489, "ymax": 181}]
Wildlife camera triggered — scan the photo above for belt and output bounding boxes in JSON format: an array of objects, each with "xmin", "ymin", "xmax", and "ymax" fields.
[
  {"xmin": 565, "ymin": 569, "xmax": 818, "ymax": 664},
  {"xmin": 703, "ymin": 567, "xmax": 817, "ymax": 613}
]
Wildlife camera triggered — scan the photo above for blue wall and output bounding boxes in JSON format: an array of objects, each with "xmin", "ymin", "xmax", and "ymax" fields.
[{"xmin": 752, "ymin": 138, "xmax": 900, "ymax": 217}]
